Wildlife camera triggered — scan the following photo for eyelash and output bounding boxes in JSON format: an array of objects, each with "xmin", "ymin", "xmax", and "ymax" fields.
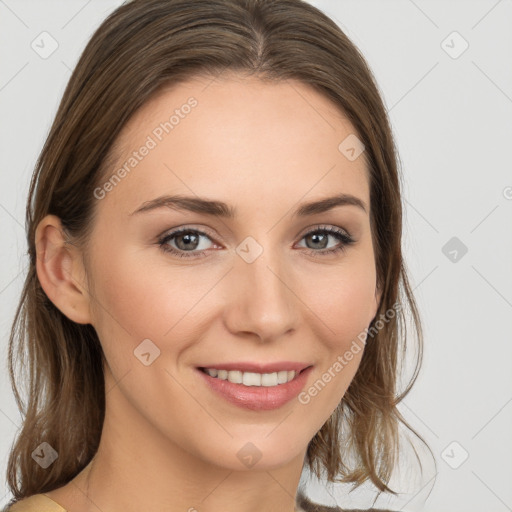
[{"xmin": 157, "ymin": 225, "xmax": 355, "ymax": 259}]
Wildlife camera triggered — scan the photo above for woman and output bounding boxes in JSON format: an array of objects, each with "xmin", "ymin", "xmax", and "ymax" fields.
[{"xmin": 3, "ymin": 0, "xmax": 435, "ymax": 511}]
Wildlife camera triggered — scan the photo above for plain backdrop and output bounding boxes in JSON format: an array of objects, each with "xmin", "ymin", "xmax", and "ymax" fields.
[{"xmin": 1, "ymin": 1, "xmax": 511, "ymax": 511}]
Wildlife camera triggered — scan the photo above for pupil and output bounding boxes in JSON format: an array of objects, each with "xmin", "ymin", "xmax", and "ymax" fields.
[
  {"xmin": 310, "ymin": 233, "xmax": 327, "ymax": 249},
  {"xmin": 179, "ymin": 232, "xmax": 198, "ymax": 250}
]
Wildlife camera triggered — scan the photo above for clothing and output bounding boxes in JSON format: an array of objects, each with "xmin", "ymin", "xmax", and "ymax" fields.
[
  {"xmin": 5, "ymin": 492, "xmax": 399, "ymax": 512},
  {"xmin": 5, "ymin": 494, "xmax": 66, "ymax": 512},
  {"xmin": 296, "ymin": 491, "xmax": 398, "ymax": 512}
]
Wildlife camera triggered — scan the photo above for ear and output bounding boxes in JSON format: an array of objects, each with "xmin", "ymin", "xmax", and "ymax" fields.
[{"xmin": 35, "ymin": 214, "xmax": 92, "ymax": 325}]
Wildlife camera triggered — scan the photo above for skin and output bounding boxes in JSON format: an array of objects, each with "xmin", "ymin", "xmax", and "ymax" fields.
[{"xmin": 36, "ymin": 73, "xmax": 381, "ymax": 512}]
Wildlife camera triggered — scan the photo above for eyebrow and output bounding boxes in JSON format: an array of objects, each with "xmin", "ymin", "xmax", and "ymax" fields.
[{"xmin": 129, "ymin": 193, "xmax": 367, "ymax": 218}]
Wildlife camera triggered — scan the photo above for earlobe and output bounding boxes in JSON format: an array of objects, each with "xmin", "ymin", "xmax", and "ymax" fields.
[{"xmin": 35, "ymin": 215, "xmax": 92, "ymax": 325}]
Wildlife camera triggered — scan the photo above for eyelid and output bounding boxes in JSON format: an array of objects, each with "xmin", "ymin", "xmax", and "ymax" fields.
[
  {"xmin": 157, "ymin": 223, "xmax": 355, "ymax": 260},
  {"xmin": 296, "ymin": 223, "xmax": 352, "ymax": 240},
  {"xmin": 158, "ymin": 223, "xmax": 353, "ymax": 245},
  {"xmin": 157, "ymin": 224, "xmax": 220, "ymax": 243}
]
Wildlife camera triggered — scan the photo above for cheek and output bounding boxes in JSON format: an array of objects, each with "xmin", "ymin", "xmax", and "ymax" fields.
[
  {"xmin": 88, "ymin": 245, "xmax": 219, "ymax": 365},
  {"xmin": 295, "ymin": 259, "xmax": 376, "ymax": 410},
  {"xmin": 307, "ymin": 259, "xmax": 377, "ymax": 346},
  {"xmin": 87, "ymin": 246, "xmax": 165, "ymax": 358}
]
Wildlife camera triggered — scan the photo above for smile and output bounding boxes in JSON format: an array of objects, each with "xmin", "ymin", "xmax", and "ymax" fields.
[
  {"xmin": 197, "ymin": 365, "xmax": 313, "ymax": 411},
  {"xmin": 199, "ymin": 368, "xmax": 297, "ymax": 387}
]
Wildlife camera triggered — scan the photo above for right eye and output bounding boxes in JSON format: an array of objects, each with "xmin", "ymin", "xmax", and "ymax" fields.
[{"xmin": 157, "ymin": 227, "xmax": 218, "ymax": 258}]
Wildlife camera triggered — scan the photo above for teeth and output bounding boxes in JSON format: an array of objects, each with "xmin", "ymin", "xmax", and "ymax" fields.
[
  {"xmin": 277, "ymin": 370, "xmax": 288, "ymax": 384},
  {"xmin": 261, "ymin": 372, "xmax": 278, "ymax": 386},
  {"xmin": 203, "ymin": 368, "xmax": 297, "ymax": 386},
  {"xmin": 228, "ymin": 370, "xmax": 243, "ymax": 384}
]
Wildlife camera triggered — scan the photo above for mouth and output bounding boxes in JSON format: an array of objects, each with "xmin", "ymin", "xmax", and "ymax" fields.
[
  {"xmin": 196, "ymin": 364, "xmax": 314, "ymax": 411},
  {"xmin": 197, "ymin": 366, "xmax": 311, "ymax": 387}
]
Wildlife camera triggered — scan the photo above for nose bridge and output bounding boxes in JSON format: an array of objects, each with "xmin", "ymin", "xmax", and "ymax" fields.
[{"xmin": 227, "ymin": 235, "xmax": 298, "ymax": 341}]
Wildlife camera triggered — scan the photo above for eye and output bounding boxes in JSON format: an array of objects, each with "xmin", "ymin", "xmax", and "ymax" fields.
[
  {"xmin": 296, "ymin": 225, "xmax": 355, "ymax": 258},
  {"xmin": 157, "ymin": 225, "xmax": 355, "ymax": 259},
  {"xmin": 158, "ymin": 227, "xmax": 216, "ymax": 258}
]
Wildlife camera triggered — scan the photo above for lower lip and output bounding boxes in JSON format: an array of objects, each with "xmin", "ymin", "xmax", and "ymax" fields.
[{"xmin": 197, "ymin": 366, "xmax": 313, "ymax": 411}]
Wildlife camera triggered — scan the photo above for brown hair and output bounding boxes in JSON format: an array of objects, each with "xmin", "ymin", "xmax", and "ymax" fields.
[{"xmin": 5, "ymin": 0, "xmax": 435, "ymax": 508}]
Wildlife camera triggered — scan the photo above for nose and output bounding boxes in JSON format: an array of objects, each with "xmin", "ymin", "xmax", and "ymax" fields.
[{"xmin": 223, "ymin": 245, "xmax": 300, "ymax": 343}]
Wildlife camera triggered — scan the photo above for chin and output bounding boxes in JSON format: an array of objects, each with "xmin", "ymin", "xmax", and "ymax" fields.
[{"xmin": 203, "ymin": 434, "xmax": 307, "ymax": 472}]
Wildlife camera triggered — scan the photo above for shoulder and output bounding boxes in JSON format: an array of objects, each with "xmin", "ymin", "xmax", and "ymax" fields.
[
  {"xmin": 296, "ymin": 492, "xmax": 401, "ymax": 512},
  {"xmin": 4, "ymin": 494, "xmax": 67, "ymax": 512}
]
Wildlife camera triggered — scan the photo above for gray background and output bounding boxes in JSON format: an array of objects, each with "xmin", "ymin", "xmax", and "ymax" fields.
[{"xmin": 1, "ymin": 1, "xmax": 511, "ymax": 511}]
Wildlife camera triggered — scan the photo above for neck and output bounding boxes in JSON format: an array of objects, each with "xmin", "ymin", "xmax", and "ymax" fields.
[{"xmin": 63, "ymin": 368, "xmax": 307, "ymax": 512}]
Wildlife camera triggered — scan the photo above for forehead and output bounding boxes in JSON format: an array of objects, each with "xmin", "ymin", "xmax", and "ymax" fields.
[{"xmin": 98, "ymin": 73, "xmax": 369, "ymax": 217}]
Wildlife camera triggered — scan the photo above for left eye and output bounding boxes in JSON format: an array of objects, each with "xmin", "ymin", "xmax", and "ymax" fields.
[{"xmin": 157, "ymin": 226, "xmax": 354, "ymax": 259}]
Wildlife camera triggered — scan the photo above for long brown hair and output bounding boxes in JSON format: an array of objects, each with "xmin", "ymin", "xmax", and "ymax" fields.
[{"xmin": 5, "ymin": 0, "xmax": 435, "ymax": 507}]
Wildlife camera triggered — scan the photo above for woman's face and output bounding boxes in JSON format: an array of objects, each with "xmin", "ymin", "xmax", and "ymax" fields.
[{"xmin": 82, "ymin": 74, "xmax": 381, "ymax": 472}]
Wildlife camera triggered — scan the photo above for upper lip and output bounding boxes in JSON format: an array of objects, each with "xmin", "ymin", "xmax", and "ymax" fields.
[{"xmin": 197, "ymin": 362, "xmax": 312, "ymax": 373}]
